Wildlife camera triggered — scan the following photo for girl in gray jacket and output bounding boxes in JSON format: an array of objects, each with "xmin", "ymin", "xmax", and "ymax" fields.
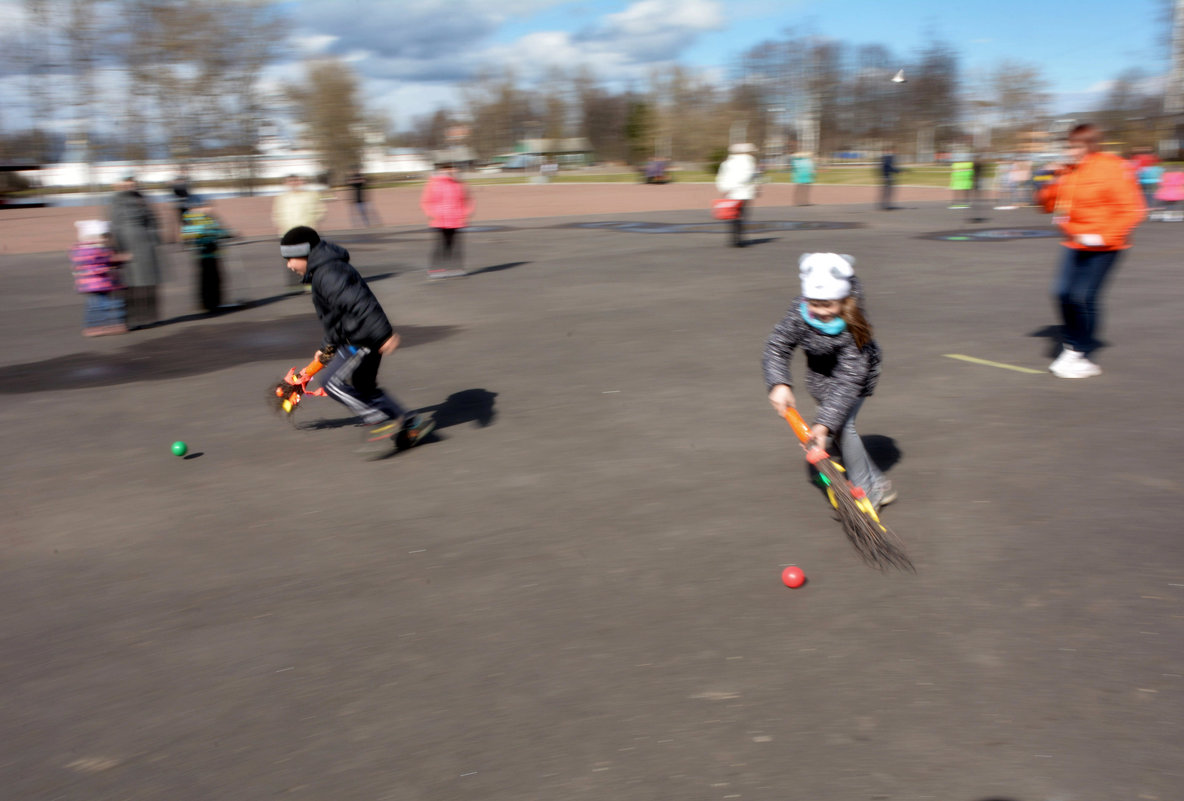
[{"xmin": 763, "ymin": 253, "xmax": 895, "ymax": 510}]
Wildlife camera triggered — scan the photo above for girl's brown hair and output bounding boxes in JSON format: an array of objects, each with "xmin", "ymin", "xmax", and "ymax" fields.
[{"xmin": 840, "ymin": 296, "xmax": 873, "ymax": 350}]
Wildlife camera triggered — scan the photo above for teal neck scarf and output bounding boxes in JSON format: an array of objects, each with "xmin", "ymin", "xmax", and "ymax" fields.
[{"xmin": 800, "ymin": 302, "xmax": 847, "ymax": 335}]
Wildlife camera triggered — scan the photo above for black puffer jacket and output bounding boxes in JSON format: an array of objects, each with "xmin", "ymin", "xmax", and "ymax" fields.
[{"xmin": 305, "ymin": 240, "xmax": 393, "ymax": 351}]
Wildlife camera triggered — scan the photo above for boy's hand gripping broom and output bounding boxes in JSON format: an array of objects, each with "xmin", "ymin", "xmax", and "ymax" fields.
[
  {"xmin": 782, "ymin": 408, "xmax": 914, "ymax": 572},
  {"xmin": 268, "ymin": 348, "xmax": 335, "ymax": 420}
]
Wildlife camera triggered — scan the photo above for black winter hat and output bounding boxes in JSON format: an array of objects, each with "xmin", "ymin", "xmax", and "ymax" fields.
[{"xmin": 280, "ymin": 226, "xmax": 320, "ymax": 258}]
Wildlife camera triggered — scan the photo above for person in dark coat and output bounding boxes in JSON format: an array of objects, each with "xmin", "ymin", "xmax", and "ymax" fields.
[
  {"xmin": 879, "ymin": 148, "xmax": 901, "ymax": 210},
  {"xmin": 346, "ymin": 169, "xmax": 377, "ymax": 228},
  {"xmin": 181, "ymin": 201, "xmax": 232, "ymax": 313},
  {"xmin": 108, "ymin": 174, "xmax": 164, "ymax": 329},
  {"xmin": 280, "ymin": 226, "xmax": 435, "ymax": 456}
]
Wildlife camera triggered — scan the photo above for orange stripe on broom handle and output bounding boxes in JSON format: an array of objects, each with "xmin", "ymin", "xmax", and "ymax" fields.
[
  {"xmin": 781, "ymin": 408, "xmax": 831, "ymax": 464},
  {"xmin": 298, "ymin": 359, "xmax": 325, "ymax": 381},
  {"xmin": 780, "ymin": 408, "xmax": 811, "ymax": 444}
]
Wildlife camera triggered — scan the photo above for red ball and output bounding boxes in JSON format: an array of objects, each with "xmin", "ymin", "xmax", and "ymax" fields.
[{"xmin": 781, "ymin": 565, "xmax": 806, "ymax": 588}]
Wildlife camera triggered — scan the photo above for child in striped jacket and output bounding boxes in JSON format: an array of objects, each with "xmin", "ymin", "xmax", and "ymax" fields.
[{"xmin": 70, "ymin": 220, "xmax": 126, "ymax": 336}]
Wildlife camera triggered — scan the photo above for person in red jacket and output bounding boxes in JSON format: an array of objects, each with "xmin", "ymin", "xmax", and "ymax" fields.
[
  {"xmin": 419, "ymin": 162, "xmax": 474, "ymax": 279},
  {"xmin": 1038, "ymin": 124, "xmax": 1145, "ymax": 378}
]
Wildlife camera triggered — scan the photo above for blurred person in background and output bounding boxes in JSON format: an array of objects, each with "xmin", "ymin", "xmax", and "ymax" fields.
[
  {"xmin": 171, "ymin": 171, "xmax": 191, "ymax": 242},
  {"xmin": 715, "ymin": 143, "xmax": 759, "ymax": 247},
  {"xmin": 419, "ymin": 162, "xmax": 474, "ymax": 278},
  {"xmin": 1010, "ymin": 159, "xmax": 1032, "ymax": 206},
  {"xmin": 1154, "ymin": 167, "xmax": 1184, "ymax": 221},
  {"xmin": 949, "ymin": 155, "xmax": 973, "ymax": 209},
  {"xmin": 790, "ymin": 151, "xmax": 815, "ymax": 206},
  {"xmin": 994, "ymin": 157, "xmax": 1016, "ymax": 210},
  {"xmin": 181, "ymin": 200, "xmax": 233, "ymax": 314},
  {"xmin": 1038, "ymin": 124, "xmax": 1145, "ymax": 378},
  {"xmin": 347, "ymin": 169, "xmax": 378, "ymax": 228},
  {"xmin": 1031, "ymin": 157, "xmax": 1058, "ymax": 202},
  {"xmin": 879, "ymin": 147, "xmax": 901, "ymax": 210},
  {"xmin": 70, "ymin": 219, "xmax": 126, "ymax": 337},
  {"xmin": 969, "ymin": 154, "xmax": 988, "ymax": 222},
  {"xmin": 108, "ymin": 174, "xmax": 164, "ymax": 330},
  {"xmin": 1136, "ymin": 159, "xmax": 1163, "ymax": 214},
  {"xmin": 643, "ymin": 157, "xmax": 670, "ymax": 184},
  {"xmin": 272, "ymin": 174, "xmax": 326, "ymax": 290}
]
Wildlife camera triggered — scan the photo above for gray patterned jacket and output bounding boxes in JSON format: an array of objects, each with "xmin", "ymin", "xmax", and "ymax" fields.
[{"xmin": 762, "ymin": 298, "xmax": 882, "ymax": 433}]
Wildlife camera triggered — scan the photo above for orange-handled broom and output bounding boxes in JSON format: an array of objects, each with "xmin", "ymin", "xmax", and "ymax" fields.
[{"xmin": 781, "ymin": 408, "xmax": 914, "ymax": 572}]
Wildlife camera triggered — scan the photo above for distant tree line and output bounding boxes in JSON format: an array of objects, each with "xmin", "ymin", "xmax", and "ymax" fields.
[{"xmin": 0, "ymin": 0, "xmax": 1175, "ymax": 179}]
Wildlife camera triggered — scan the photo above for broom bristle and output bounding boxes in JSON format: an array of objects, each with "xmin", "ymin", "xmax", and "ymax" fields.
[{"xmin": 814, "ymin": 458, "xmax": 914, "ymax": 572}]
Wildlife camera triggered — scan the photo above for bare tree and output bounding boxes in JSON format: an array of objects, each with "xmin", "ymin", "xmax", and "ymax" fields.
[
  {"xmin": 462, "ymin": 68, "xmax": 536, "ymax": 159},
  {"xmin": 1097, "ymin": 68, "xmax": 1162, "ymax": 149},
  {"xmin": 571, "ymin": 68, "xmax": 630, "ymax": 163},
  {"xmin": 20, "ymin": 0, "xmax": 60, "ymax": 161},
  {"xmin": 286, "ymin": 59, "xmax": 367, "ymax": 184},
  {"xmin": 987, "ymin": 60, "xmax": 1051, "ymax": 151}
]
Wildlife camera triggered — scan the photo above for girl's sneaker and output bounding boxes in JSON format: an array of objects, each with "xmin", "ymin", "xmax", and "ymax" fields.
[{"xmin": 872, "ymin": 481, "xmax": 898, "ymax": 512}]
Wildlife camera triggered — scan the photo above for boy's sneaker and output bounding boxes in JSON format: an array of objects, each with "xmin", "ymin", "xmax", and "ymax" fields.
[
  {"xmin": 427, "ymin": 269, "xmax": 447, "ymax": 279},
  {"xmin": 396, "ymin": 414, "xmax": 436, "ymax": 450},
  {"xmin": 440, "ymin": 269, "xmax": 467, "ymax": 278},
  {"xmin": 358, "ymin": 419, "xmax": 403, "ymax": 459}
]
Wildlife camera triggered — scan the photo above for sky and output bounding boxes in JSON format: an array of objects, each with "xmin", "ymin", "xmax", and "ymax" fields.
[
  {"xmin": 281, "ymin": 0, "xmax": 1172, "ymax": 128},
  {"xmin": 0, "ymin": 0, "xmax": 1171, "ymax": 138}
]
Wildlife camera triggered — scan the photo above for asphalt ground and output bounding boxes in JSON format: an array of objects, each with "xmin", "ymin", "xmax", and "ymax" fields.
[{"xmin": 2, "ymin": 200, "xmax": 1182, "ymax": 801}]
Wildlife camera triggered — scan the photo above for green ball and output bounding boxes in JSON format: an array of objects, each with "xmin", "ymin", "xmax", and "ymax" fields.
[{"xmin": 171, "ymin": 441, "xmax": 188, "ymax": 457}]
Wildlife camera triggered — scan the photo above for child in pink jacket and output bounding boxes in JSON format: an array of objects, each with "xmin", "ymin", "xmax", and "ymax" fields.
[
  {"xmin": 419, "ymin": 162, "xmax": 474, "ymax": 278},
  {"xmin": 1154, "ymin": 170, "xmax": 1184, "ymax": 222}
]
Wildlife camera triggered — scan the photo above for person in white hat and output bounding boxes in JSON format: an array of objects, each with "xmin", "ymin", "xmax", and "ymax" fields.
[
  {"xmin": 715, "ymin": 143, "xmax": 759, "ymax": 247},
  {"xmin": 763, "ymin": 252, "xmax": 896, "ymax": 510}
]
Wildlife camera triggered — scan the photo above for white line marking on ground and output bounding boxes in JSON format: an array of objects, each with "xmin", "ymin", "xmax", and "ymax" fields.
[{"xmin": 944, "ymin": 354, "xmax": 1044, "ymax": 374}]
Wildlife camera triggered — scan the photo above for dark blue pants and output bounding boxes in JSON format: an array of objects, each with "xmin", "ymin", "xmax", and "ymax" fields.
[
  {"xmin": 319, "ymin": 346, "xmax": 405, "ymax": 425},
  {"xmin": 1053, "ymin": 247, "xmax": 1122, "ymax": 355}
]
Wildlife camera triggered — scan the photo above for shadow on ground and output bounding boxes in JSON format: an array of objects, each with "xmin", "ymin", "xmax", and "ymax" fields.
[
  {"xmin": 115, "ymin": 271, "xmax": 402, "ymax": 333},
  {"xmin": 297, "ymin": 389, "xmax": 498, "ymax": 436},
  {"xmin": 863, "ymin": 434, "xmax": 902, "ymax": 471},
  {"xmin": 0, "ymin": 318, "xmax": 460, "ymax": 393},
  {"xmin": 467, "ymin": 261, "xmax": 529, "ymax": 277}
]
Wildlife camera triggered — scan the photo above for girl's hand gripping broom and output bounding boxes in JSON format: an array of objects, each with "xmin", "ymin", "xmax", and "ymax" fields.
[{"xmin": 782, "ymin": 408, "xmax": 914, "ymax": 572}]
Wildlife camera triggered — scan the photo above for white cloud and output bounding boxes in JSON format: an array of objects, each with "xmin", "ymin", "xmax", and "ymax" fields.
[
  {"xmin": 281, "ymin": 0, "xmax": 729, "ymax": 123},
  {"xmin": 292, "ymin": 34, "xmax": 339, "ymax": 56},
  {"xmin": 602, "ymin": 0, "xmax": 723, "ymax": 36},
  {"xmin": 576, "ymin": 0, "xmax": 725, "ymax": 62}
]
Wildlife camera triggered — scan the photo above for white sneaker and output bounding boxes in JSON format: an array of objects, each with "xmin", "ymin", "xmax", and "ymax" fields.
[
  {"xmin": 1048, "ymin": 348, "xmax": 1080, "ymax": 373},
  {"xmin": 1051, "ymin": 353, "xmax": 1102, "ymax": 378}
]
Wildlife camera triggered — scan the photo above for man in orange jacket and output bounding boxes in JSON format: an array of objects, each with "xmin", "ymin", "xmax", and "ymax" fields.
[{"xmin": 1039, "ymin": 124, "xmax": 1145, "ymax": 378}]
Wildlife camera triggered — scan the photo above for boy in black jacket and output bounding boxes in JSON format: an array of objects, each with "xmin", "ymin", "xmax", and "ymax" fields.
[{"xmin": 281, "ymin": 226, "xmax": 434, "ymax": 456}]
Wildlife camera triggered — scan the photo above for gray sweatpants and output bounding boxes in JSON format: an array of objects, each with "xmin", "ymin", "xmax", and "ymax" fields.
[{"xmin": 827, "ymin": 398, "xmax": 887, "ymax": 502}]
